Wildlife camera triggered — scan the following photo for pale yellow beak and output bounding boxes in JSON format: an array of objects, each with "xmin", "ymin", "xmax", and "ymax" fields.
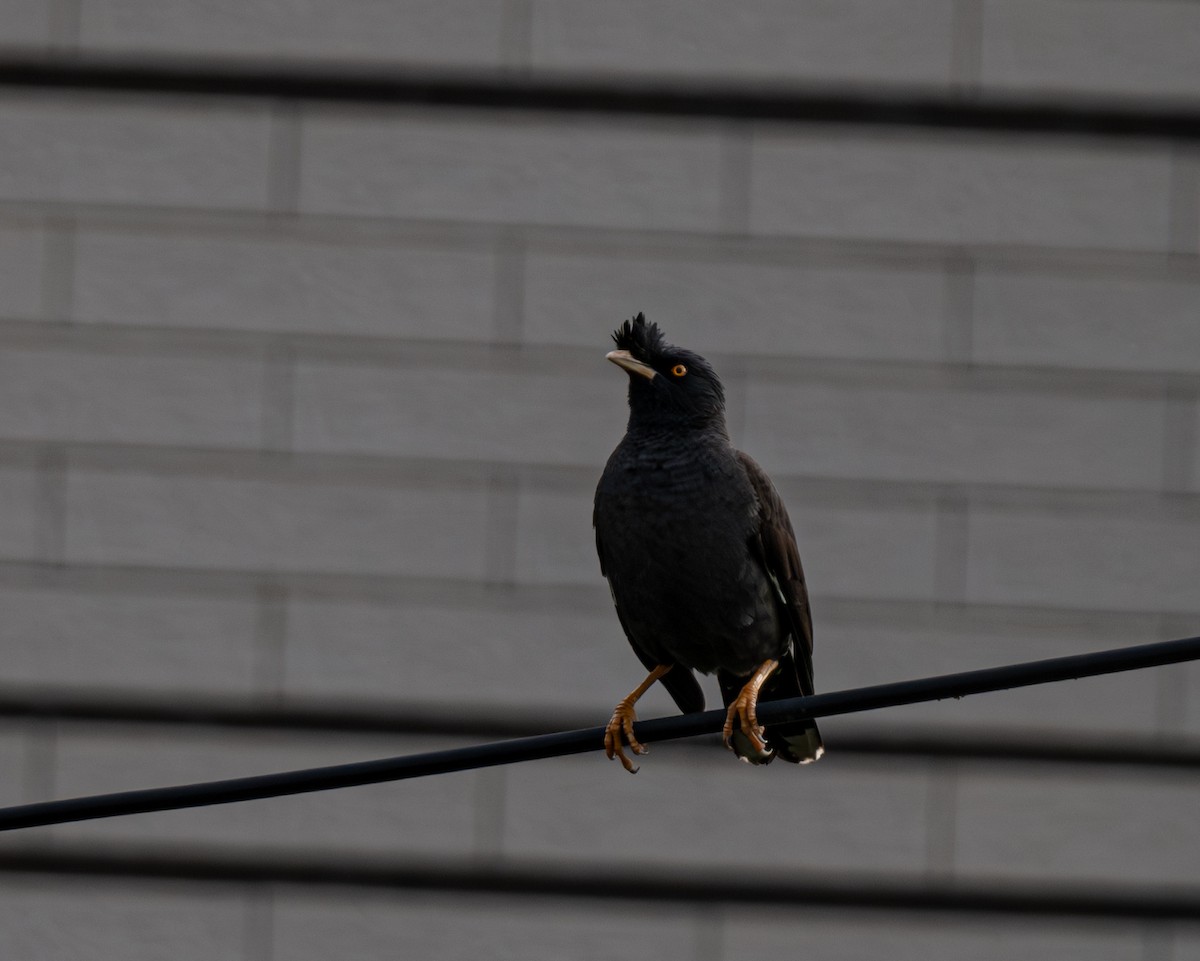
[{"xmin": 606, "ymin": 349, "xmax": 657, "ymax": 381}]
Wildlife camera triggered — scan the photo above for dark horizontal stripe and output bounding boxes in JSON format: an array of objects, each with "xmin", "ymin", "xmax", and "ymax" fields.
[
  {"xmin": 2, "ymin": 846, "xmax": 1198, "ymax": 921},
  {"xmin": 1, "ymin": 54, "xmax": 1200, "ymax": 140},
  {"xmin": 2, "ymin": 685, "xmax": 1199, "ymax": 771}
]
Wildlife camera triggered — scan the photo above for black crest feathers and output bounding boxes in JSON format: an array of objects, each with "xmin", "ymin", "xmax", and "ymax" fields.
[{"xmin": 612, "ymin": 312, "xmax": 666, "ymax": 362}]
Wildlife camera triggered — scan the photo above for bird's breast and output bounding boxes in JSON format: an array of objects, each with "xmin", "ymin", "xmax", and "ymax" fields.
[
  {"xmin": 598, "ymin": 442, "xmax": 754, "ymax": 545},
  {"xmin": 595, "ymin": 438, "xmax": 780, "ymax": 673}
]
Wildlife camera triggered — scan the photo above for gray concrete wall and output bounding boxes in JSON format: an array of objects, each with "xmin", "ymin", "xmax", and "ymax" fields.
[{"xmin": 1, "ymin": 3, "xmax": 1199, "ymax": 959}]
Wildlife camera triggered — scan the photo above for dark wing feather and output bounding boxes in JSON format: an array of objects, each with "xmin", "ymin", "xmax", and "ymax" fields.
[
  {"xmin": 594, "ymin": 516, "xmax": 706, "ymax": 716},
  {"xmin": 730, "ymin": 451, "xmax": 823, "ymax": 763},
  {"xmin": 736, "ymin": 451, "xmax": 815, "ymax": 693}
]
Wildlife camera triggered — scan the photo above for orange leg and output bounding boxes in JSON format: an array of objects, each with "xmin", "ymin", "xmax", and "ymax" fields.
[
  {"xmin": 722, "ymin": 658, "xmax": 779, "ymax": 756},
  {"xmin": 604, "ymin": 664, "xmax": 673, "ymax": 774}
]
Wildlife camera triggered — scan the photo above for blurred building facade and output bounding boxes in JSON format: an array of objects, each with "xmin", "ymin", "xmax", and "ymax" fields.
[{"xmin": 0, "ymin": 2, "xmax": 1199, "ymax": 958}]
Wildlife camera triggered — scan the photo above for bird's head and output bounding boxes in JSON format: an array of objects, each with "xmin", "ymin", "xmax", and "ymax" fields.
[{"xmin": 607, "ymin": 313, "xmax": 727, "ymax": 432}]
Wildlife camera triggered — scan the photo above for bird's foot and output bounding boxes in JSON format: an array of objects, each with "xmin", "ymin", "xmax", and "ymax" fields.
[
  {"xmin": 722, "ymin": 658, "xmax": 780, "ymax": 758},
  {"xmin": 604, "ymin": 698, "xmax": 647, "ymax": 774},
  {"xmin": 722, "ymin": 694, "xmax": 770, "ymax": 757}
]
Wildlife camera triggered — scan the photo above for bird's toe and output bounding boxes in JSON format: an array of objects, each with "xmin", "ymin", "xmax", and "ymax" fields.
[
  {"xmin": 605, "ymin": 701, "xmax": 643, "ymax": 774},
  {"xmin": 723, "ymin": 696, "xmax": 771, "ymax": 757}
]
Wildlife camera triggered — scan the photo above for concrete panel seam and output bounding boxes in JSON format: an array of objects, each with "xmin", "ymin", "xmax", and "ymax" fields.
[
  {"xmin": 1155, "ymin": 612, "xmax": 1196, "ymax": 738},
  {"xmin": 267, "ymin": 103, "xmax": 304, "ymax": 215},
  {"xmin": 40, "ymin": 216, "xmax": 75, "ymax": 324},
  {"xmin": 719, "ymin": 122, "xmax": 753, "ymax": 236},
  {"xmin": 925, "ymin": 760, "xmax": 960, "ymax": 878},
  {"xmin": 696, "ymin": 906, "xmax": 725, "ymax": 961},
  {"xmin": 942, "ymin": 254, "xmax": 975, "ymax": 364},
  {"xmin": 950, "ymin": 0, "xmax": 984, "ymax": 90},
  {"xmin": 7, "ymin": 199, "xmax": 1198, "ymax": 275},
  {"xmin": 485, "ymin": 469, "xmax": 521, "ymax": 584},
  {"xmin": 499, "ymin": 0, "xmax": 534, "ymax": 70},
  {"xmin": 1140, "ymin": 924, "xmax": 1173, "ymax": 961},
  {"xmin": 34, "ymin": 447, "xmax": 67, "ymax": 563},
  {"xmin": 1161, "ymin": 380, "xmax": 1197, "ymax": 492},
  {"xmin": 21, "ymin": 719, "xmax": 58, "ymax": 804},
  {"xmin": 937, "ymin": 491, "xmax": 970, "ymax": 603},
  {"xmin": 47, "ymin": 0, "xmax": 81, "ymax": 50},
  {"xmin": 1153, "ymin": 650, "xmax": 1189, "ymax": 737},
  {"xmin": 471, "ymin": 766, "xmax": 508, "ymax": 859},
  {"xmin": 254, "ymin": 584, "xmax": 289, "ymax": 697},
  {"xmin": 1168, "ymin": 146, "xmax": 1200, "ymax": 256},
  {"xmin": 261, "ymin": 340, "xmax": 296, "ymax": 453},
  {"xmin": 243, "ymin": 883, "xmax": 275, "ymax": 961},
  {"xmin": 493, "ymin": 229, "xmax": 526, "ymax": 344}
]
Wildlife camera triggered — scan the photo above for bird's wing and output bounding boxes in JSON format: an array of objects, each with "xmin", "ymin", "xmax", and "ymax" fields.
[
  {"xmin": 594, "ymin": 512, "xmax": 706, "ymax": 715},
  {"xmin": 737, "ymin": 451, "xmax": 815, "ymax": 694}
]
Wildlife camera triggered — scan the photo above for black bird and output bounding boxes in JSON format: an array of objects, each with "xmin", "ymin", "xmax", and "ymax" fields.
[{"xmin": 594, "ymin": 313, "xmax": 823, "ymax": 772}]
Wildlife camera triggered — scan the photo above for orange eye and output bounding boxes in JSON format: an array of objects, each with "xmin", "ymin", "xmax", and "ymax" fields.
[{"xmin": 671, "ymin": 364, "xmax": 687, "ymax": 377}]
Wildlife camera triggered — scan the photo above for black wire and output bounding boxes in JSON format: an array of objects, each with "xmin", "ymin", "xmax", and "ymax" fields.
[
  {"xmin": 4, "ymin": 845, "xmax": 1199, "ymax": 922},
  {"xmin": 4, "ymin": 689, "xmax": 1199, "ymax": 771},
  {"xmin": 0, "ymin": 634, "xmax": 1197, "ymax": 833},
  {"xmin": 2, "ymin": 54, "xmax": 1200, "ymax": 140}
]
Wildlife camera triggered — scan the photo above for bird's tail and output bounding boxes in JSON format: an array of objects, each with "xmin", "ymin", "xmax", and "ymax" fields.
[{"xmin": 718, "ymin": 650, "xmax": 824, "ymax": 765}]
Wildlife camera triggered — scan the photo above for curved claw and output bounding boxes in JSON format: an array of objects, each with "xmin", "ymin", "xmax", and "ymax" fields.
[
  {"xmin": 605, "ymin": 699, "xmax": 646, "ymax": 774},
  {"xmin": 602, "ymin": 664, "xmax": 671, "ymax": 774},
  {"xmin": 722, "ymin": 697, "xmax": 770, "ymax": 755},
  {"xmin": 721, "ymin": 658, "xmax": 780, "ymax": 760}
]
